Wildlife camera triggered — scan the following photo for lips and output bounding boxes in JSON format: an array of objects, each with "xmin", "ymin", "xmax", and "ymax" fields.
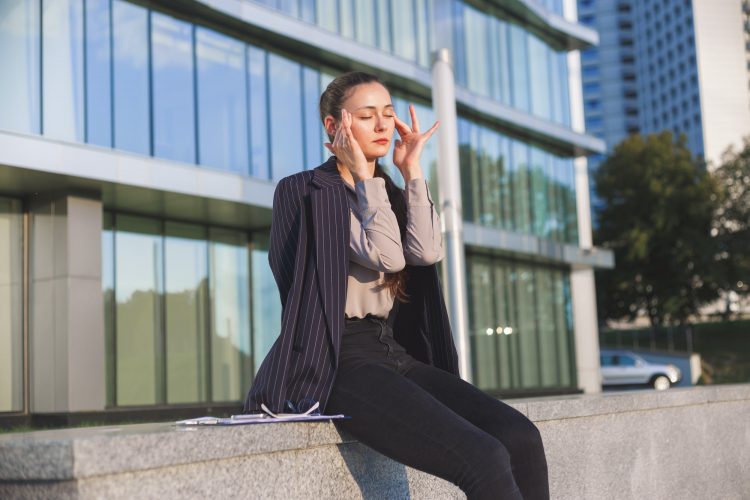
[{"xmin": 374, "ymin": 139, "xmax": 389, "ymax": 145}]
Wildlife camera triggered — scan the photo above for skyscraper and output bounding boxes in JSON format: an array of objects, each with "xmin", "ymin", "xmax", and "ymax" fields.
[
  {"xmin": 0, "ymin": 0, "xmax": 610, "ymax": 423},
  {"xmin": 580, "ymin": 0, "xmax": 750, "ymax": 171}
]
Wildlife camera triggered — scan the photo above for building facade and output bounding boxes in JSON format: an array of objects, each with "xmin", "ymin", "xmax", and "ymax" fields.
[
  {"xmin": 0, "ymin": 0, "xmax": 610, "ymax": 419},
  {"xmin": 579, "ymin": 0, "xmax": 750, "ymax": 172}
]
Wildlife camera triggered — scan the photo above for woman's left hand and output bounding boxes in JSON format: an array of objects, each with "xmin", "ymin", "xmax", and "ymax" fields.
[{"xmin": 392, "ymin": 104, "xmax": 440, "ymax": 182}]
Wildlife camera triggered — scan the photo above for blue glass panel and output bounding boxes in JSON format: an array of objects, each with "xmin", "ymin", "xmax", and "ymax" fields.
[
  {"xmin": 152, "ymin": 13, "xmax": 195, "ymax": 164},
  {"xmin": 42, "ymin": 0, "xmax": 84, "ymax": 141},
  {"xmin": 415, "ymin": 0, "xmax": 431, "ymax": 67},
  {"xmin": 354, "ymin": 0, "xmax": 377, "ymax": 46},
  {"xmin": 390, "ymin": 0, "xmax": 417, "ymax": 62},
  {"xmin": 462, "ymin": 4, "xmax": 489, "ymax": 96},
  {"xmin": 251, "ymin": 233, "xmax": 280, "ymax": 374},
  {"xmin": 529, "ymin": 147, "xmax": 548, "ymax": 238},
  {"xmin": 112, "ymin": 0, "xmax": 150, "ymax": 155},
  {"xmin": 528, "ymin": 34, "xmax": 552, "ymax": 120},
  {"xmin": 196, "ymin": 27, "xmax": 249, "ymax": 174},
  {"xmin": 511, "ymin": 140, "xmax": 531, "ymax": 233},
  {"xmin": 85, "ymin": 0, "xmax": 112, "ymax": 147},
  {"xmin": 248, "ymin": 46, "xmax": 269, "ymax": 179},
  {"xmin": 300, "ymin": 0, "xmax": 315, "ymax": 23},
  {"xmin": 340, "ymin": 0, "xmax": 354, "ymax": 38},
  {"xmin": 302, "ymin": 66, "xmax": 322, "ymax": 168},
  {"xmin": 376, "ymin": 0, "xmax": 392, "ymax": 52},
  {"xmin": 316, "ymin": 0, "xmax": 338, "ymax": 32},
  {"xmin": 209, "ymin": 228, "xmax": 251, "ymax": 402},
  {"xmin": 0, "ymin": 0, "xmax": 41, "ymax": 134},
  {"xmin": 268, "ymin": 53, "xmax": 303, "ymax": 180},
  {"xmin": 508, "ymin": 23, "xmax": 530, "ymax": 112}
]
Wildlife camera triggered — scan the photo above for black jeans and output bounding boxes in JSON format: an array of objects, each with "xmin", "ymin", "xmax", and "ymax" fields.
[{"xmin": 325, "ymin": 315, "xmax": 550, "ymax": 500}]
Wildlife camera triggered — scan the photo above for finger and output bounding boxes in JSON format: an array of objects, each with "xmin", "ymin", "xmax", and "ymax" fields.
[
  {"xmin": 422, "ymin": 120, "xmax": 440, "ymax": 141},
  {"xmin": 393, "ymin": 114, "xmax": 411, "ymax": 137},
  {"xmin": 409, "ymin": 104, "xmax": 420, "ymax": 133},
  {"xmin": 394, "ymin": 139, "xmax": 402, "ymax": 149}
]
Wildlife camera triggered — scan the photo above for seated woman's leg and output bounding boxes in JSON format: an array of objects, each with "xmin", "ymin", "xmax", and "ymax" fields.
[
  {"xmin": 326, "ymin": 362, "xmax": 523, "ymax": 500},
  {"xmin": 402, "ymin": 361, "xmax": 550, "ymax": 500}
]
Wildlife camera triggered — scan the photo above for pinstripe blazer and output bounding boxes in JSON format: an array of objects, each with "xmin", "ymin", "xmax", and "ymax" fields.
[{"xmin": 243, "ymin": 156, "xmax": 460, "ymax": 414}]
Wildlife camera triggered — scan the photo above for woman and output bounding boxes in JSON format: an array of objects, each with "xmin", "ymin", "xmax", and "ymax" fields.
[{"xmin": 244, "ymin": 71, "xmax": 550, "ymax": 500}]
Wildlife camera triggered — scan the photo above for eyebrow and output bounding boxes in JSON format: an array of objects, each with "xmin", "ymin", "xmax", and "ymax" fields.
[{"xmin": 354, "ymin": 104, "xmax": 395, "ymax": 111}]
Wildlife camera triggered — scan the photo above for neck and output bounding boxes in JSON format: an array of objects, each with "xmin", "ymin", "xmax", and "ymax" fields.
[{"xmin": 336, "ymin": 158, "xmax": 377, "ymax": 186}]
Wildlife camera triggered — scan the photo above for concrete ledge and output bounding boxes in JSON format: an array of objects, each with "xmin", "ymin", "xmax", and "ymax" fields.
[{"xmin": 1, "ymin": 385, "xmax": 748, "ymax": 499}]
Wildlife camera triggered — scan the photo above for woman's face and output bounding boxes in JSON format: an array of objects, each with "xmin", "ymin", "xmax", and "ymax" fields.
[{"xmin": 325, "ymin": 82, "xmax": 395, "ymax": 160}]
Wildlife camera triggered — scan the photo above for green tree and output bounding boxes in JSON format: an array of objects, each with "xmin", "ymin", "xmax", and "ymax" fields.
[
  {"xmin": 709, "ymin": 136, "xmax": 750, "ymax": 318},
  {"xmin": 593, "ymin": 131, "xmax": 720, "ymax": 327}
]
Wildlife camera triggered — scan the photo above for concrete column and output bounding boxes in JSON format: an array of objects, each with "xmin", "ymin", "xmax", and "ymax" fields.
[{"xmin": 30, "ymin": 193, "xmax": 105, "ymax": 413}]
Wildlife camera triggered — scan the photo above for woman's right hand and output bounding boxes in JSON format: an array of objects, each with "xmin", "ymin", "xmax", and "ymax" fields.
[{"xmin": 324, "ymin": 109, "xmax": 371, "ymax": 182}]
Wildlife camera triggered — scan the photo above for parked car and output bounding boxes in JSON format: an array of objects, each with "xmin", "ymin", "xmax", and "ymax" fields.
[{"xmin": 599, "ymin": 349, "xmax": 682, "ymax": 390}]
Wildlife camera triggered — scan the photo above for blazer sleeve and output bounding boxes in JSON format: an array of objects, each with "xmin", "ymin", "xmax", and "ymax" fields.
[{"xmin": 268, "ymin": 176, "xmax": 303, "ymax": 310}]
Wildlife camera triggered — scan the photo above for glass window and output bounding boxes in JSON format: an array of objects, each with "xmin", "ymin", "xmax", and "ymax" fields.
[
  {"xmin": 251, "ymin": 233, "xmax": 281, "ymax": 373},
  {"xmin": 478, "ymin": 127, "xmax": 502, "ymax": 227},
  {"xmin": 390, "ymin": 0, "xmax": 417, "ymax": 61},
  {"xmin": 554, "ymin": 269, "xmax": 574, "ymax": 385},
  {"xmin": 268, "ymin": 53, "xmax": 304, "ymax": 179},
  {"xmin": 114, "ymin": 215, "xmax": 163, "ymax": 406},
  {"xmin": 85, "ymin": 0, "xmax": 112, "ymax": 146},
  {"xmin": 112, "ymin": 0, "xmax": 150, "ymax": 155},
  {"xmin": 355, "ymin": 0, "xmax": 377, "ymax": 46},
  {"xmin": 339, "ymin": 0, "xmax": 354, "ymax": 38},
  {"xmin": 0, "ymin": 0, "xmax": 41, "ymax": 134},
  {"xmin": 618, "ymin": 355, "xmax": 637, "ymax": 367},
  {"xmin": 458, "ymin": 119, "xmax": 478, "ymax": 224},
  {"xmin": 511, "ymin": 140, "xmax": 531, "ymax": 233},
  {"xmin": 489, "ymin": 17, "xmax": 511, "ymax": 104},
  {"xmin": 0, "ymin": 198, "xmax": 23, "ymax": 413},
  {"xmin": 530, "ymin": 147, "xmax": 548, "ymax": 238},
  {"xmin": 515, "ymin": 263, "xmax": 540, "ymax": 387},
  {"xmin": 42, "ymin": 0, "xmax": 84, "ymax": 141},
  {"xmin": 152, "ymin": 13, "xmax": 196, "ymax": 164},
  {"xmin": 508, "ymin": 24, "xmax": 530, "ymax": 112},
  {"xmin": 302, "ymin": 66, "xmax": 323, "ymax": 168},
  {"xmin": 535, "ymin": 268, "xmax": 558, "ymax": 386},
  {"xmin": 463, "ymin": 5, "xmax": 490, "ymax": 97},
  {"xmin": 316, "ymin": 0, "xmax": 338, "ymax": 32},
  {"xmin": 414, "ymin": 0, "xmax": 431, "ymax": 67},
  {"xmin": 209, "ymin": 228, "xmax": 251, "ymax": 402},
  {"xmin": 528, "ymin": 34, "xmax": 552, "ymax": 120},
  {"xmin": 376, "ymin": 0, "xmax": 392, "ymax": 52},
  {"xmin": 468, "ymin": 257, "xmax": 497, "ymax": 390},
  {"xmin": 248, "ymin": 46, "xmax": 270, "ymax": 179},
  {"xmin": 164, "ymin": 222, "xmax": 208, "ymax": 404},
  {"xmin": 196, "ymin": 28, "xmax": 249, "ymax": 174}
]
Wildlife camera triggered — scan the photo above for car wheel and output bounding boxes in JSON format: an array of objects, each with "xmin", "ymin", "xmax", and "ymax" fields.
[{"xmin": 652, "ymin": 375, "xmax": 671, "ymax": 391}]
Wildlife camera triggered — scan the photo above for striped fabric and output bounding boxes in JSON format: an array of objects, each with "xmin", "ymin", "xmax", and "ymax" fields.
[{"xmin": 243, "ymin": 156, "xmax": 460, "ymax": 414}]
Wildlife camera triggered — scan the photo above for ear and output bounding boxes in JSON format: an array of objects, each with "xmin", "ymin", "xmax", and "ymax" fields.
[{"xmin": 323, "ymin": 115, "xmax": 338, "ymax": 137}]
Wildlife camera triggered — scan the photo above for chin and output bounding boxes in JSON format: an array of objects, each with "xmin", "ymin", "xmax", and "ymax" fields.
[{"xmin": 365, "ymin": 145, "xmax": 390, "ymax": 159}]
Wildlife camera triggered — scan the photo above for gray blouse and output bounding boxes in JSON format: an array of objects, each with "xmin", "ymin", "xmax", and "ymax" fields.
[{"xmin": 343, "ymin": 176, "xmax": 444, "ymax": 319}]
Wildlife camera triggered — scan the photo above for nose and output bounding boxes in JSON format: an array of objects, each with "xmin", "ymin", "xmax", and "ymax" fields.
[{"xmin": 375, "ymin": 115, "xmax": 388, "ymax": 132}]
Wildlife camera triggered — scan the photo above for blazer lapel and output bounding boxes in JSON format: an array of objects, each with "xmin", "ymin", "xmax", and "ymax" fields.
[{"xmin": 311, "ymin": 157, "xmax": 350, "ymax": 365}]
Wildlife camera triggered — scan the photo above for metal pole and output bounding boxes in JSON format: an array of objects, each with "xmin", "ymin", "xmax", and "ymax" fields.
[{"xmin": 431, "ymin": 48, "xmax": 472, "ymax": 383}]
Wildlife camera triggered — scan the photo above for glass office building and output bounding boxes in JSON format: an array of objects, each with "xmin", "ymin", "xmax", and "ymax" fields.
[{"xmin": 0, "ymin": 0, "xmax": 609, "ymax": 419}]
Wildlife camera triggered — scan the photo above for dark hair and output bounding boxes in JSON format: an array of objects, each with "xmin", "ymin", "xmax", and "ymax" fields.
[{"xmin": 319, "ymin": 71, "xmax": 409, "ymax": 303}]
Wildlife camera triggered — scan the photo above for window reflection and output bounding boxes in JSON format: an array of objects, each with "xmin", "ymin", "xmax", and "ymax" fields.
[
  {"xmin": 114, "ymin": 215, "xmax": 162, "ymax": 406},
  {"xmin": 164, "ymin": 222, "xmax": 207, "ymax": 404},
  {"xmin": 0, "ymin": 0, "xmax": 41, "ymax": 134},
  {"xmin": 269, "ymin": 53, "xmax": 304, "ymax": 179},
  {"xmin": 251, "ymin": 233, "xmax": 281, "ymax": 373},
  {"xmin": 42, "ymin": 0, "xmax": 84, "ymax": 142},
  {"xmin": 152, "ymin": 13, "xmax": 196, "ymax": 164},
  {"xmin": 467, "ymin": 255, "xmax": 575, "ymax": 392},
  {"xmin": 85, "ymin": 0, "xmax": 112, "ymax": 146},
  {"xmin": 209, "ymin": 228, "xmax": 251, "ymax": 402},
  {"xmin": 196, "ymin": 28, "xmax": 249, "ymax": 174},
  {"xmin": 104, "ymin": 213, "xmax": 254, "ymax": 406},
  {"xmin": 112, "ymin": 0, "xmax": 150, "ymax": 155}
]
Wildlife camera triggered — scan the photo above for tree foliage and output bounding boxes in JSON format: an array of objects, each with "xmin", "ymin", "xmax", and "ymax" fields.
[
  {"xmin": 709, "ymin": 136, "xmax": 750, "ymax": 317},
  {"xmin": 593, "ymin": 131, "xmax": 720, "ymax": 327}
]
